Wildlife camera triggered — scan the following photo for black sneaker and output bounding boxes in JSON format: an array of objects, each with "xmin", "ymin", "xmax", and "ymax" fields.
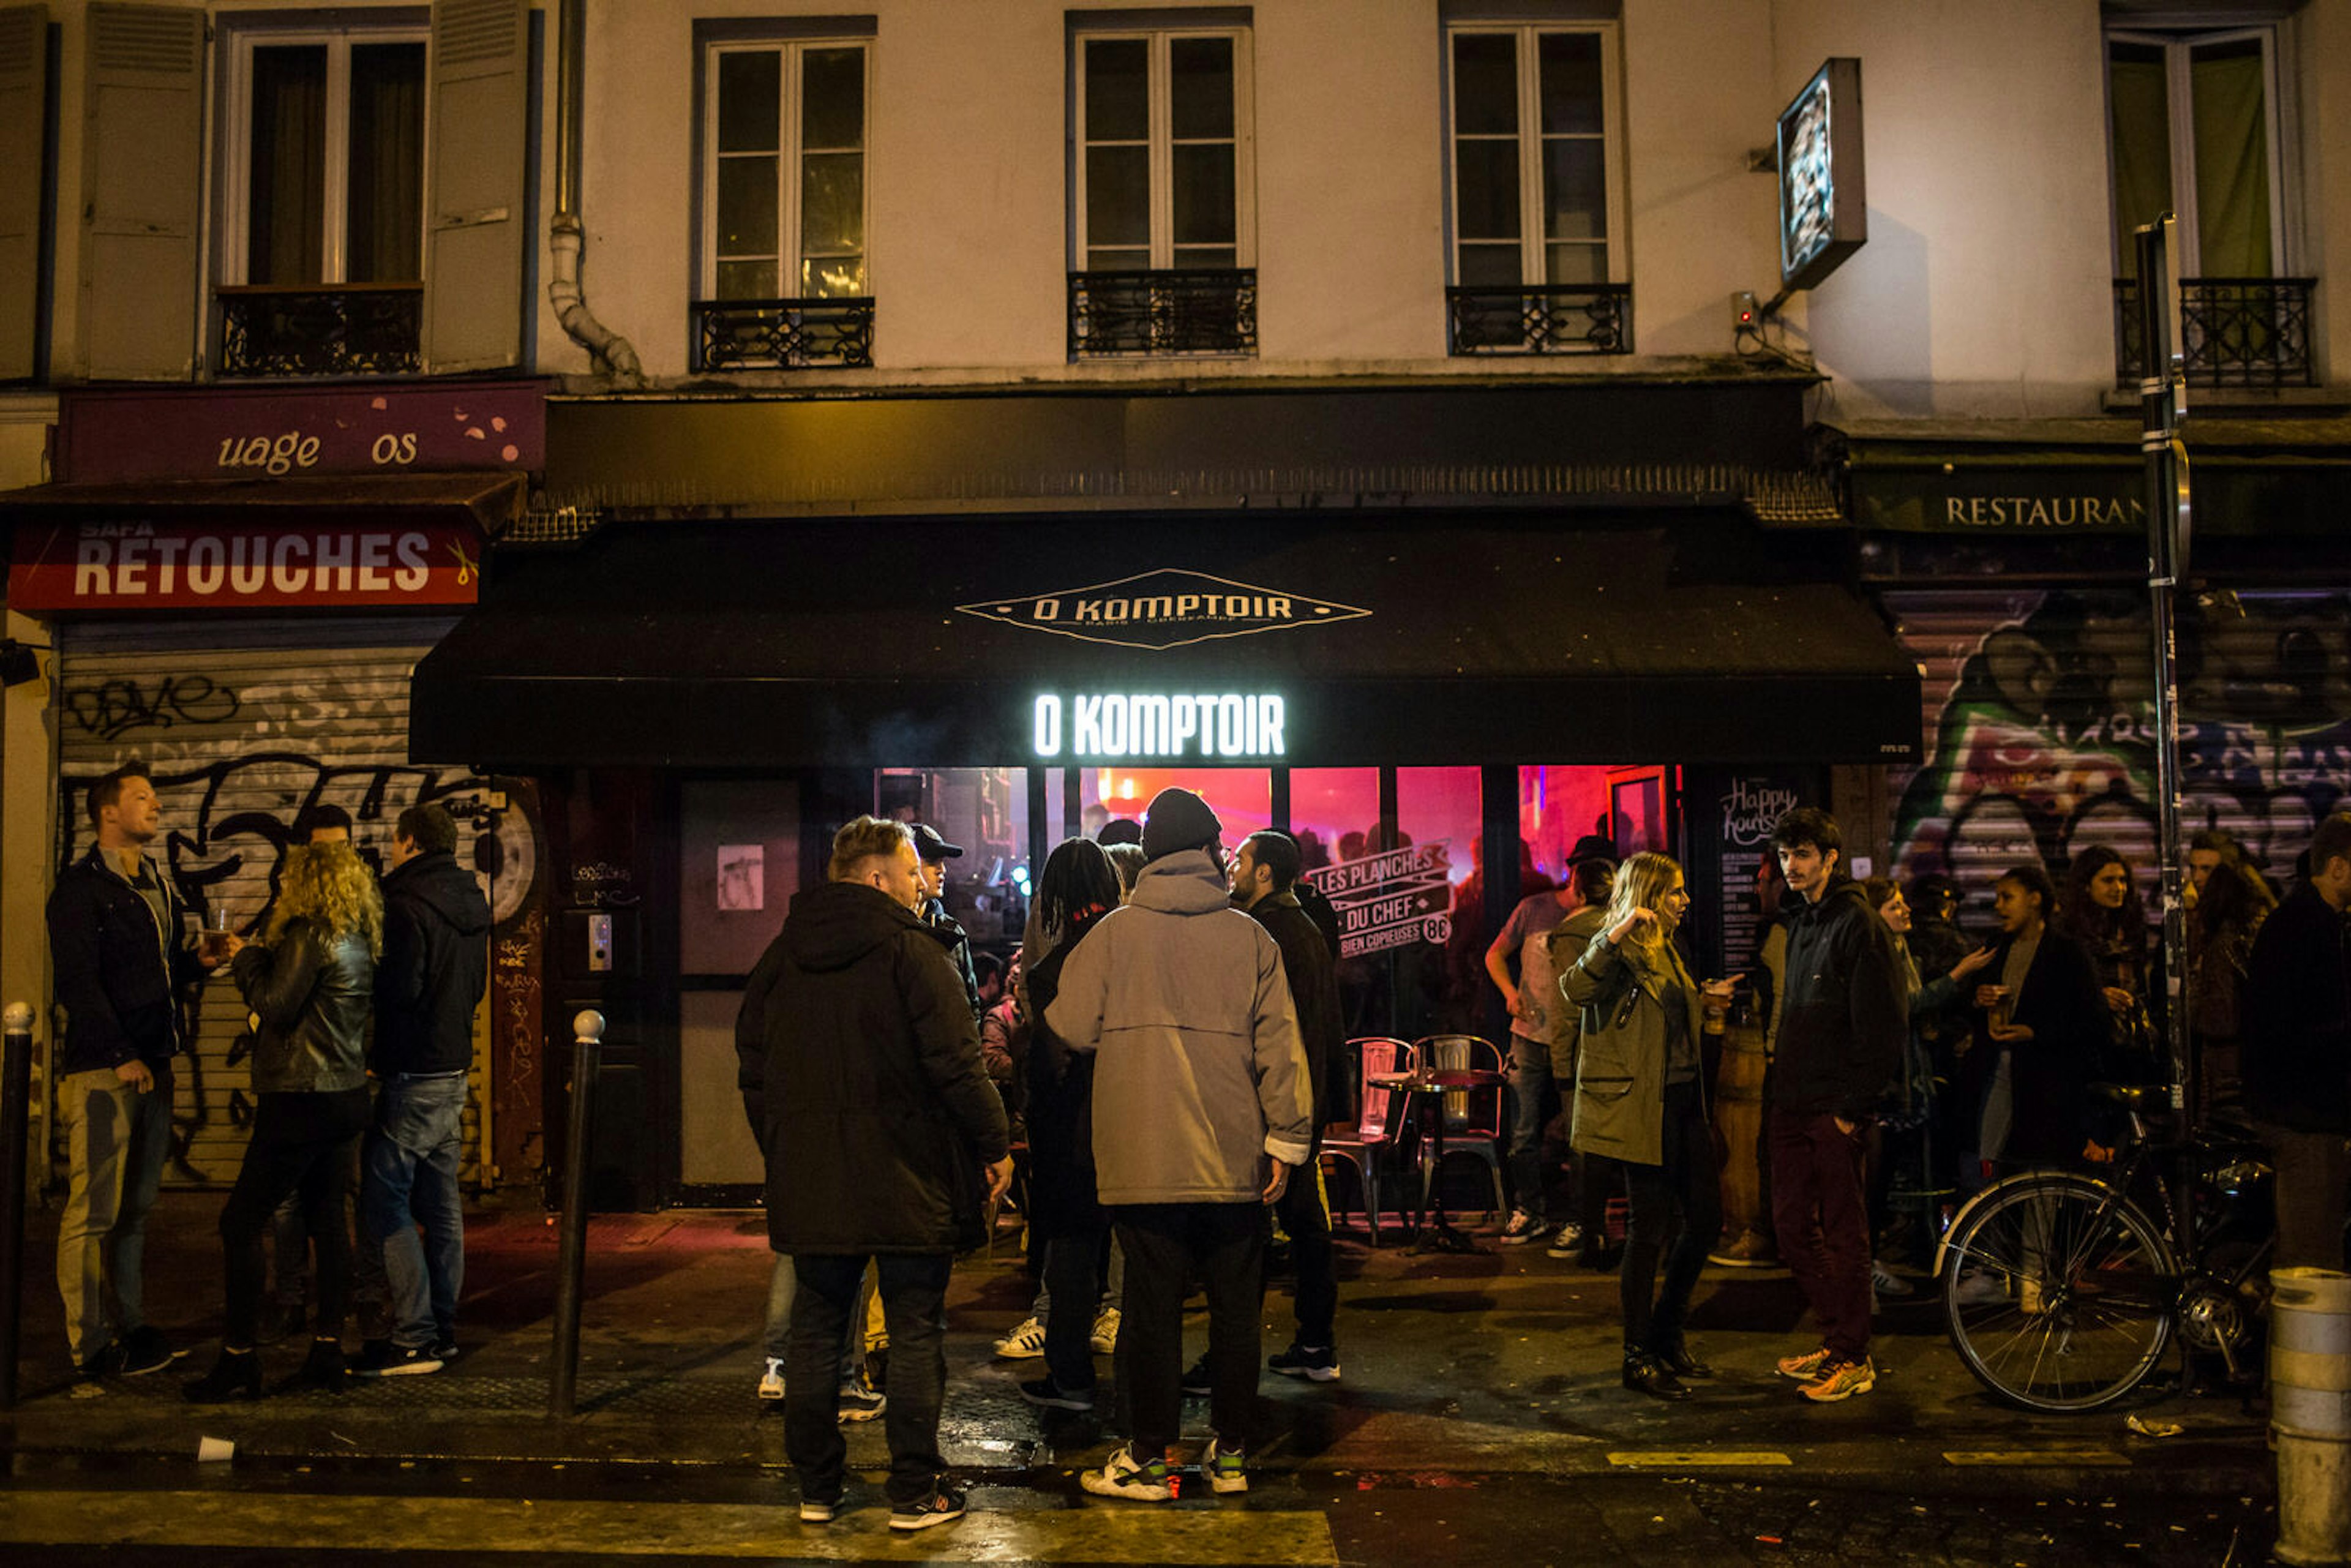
[
  {"xmin": 76, "ymin": 1341, "xmax": 128, "ymax": 1380},
  {"xmin": 888, "ymin": 1483, "xmax": 967, "ymax": 1532},
  {"xmin": 119, "ymin": 1326, "xmax": 187, "ymax": 1376},
  {"xmin": 1017, "ymin": 1376, "xmax": 1095, "ymax": 1412},
  {"xmin": 1267, "ymin": 1342, "xmax": 1341, "ymax": 1382},
  {"xmin": 353, "ymin": 1340, "xmax": 445, "ymax": 1377},
  {"xmin": 431, "ymin": 1339, "xmax": 461, "ymax": 1363},
  {"xmin": 1180, "ymin": 1356, "xmax": 1212, "ymax": 1397}
]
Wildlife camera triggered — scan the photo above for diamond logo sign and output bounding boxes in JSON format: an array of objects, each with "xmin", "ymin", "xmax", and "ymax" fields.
[{"xmin": 958, "ymin": 568, "xmax": 1370, "ymax": 650}]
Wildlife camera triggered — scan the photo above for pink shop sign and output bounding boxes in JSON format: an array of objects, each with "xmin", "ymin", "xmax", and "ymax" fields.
[{"xmin": 57, "ymin": 381, "xmax": 547, "ymax": 485}]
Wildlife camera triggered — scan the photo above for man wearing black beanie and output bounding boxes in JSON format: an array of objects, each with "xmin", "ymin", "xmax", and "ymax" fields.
[{"xmin": 1047, "ymin": 788, "xmax": 1314, "ymax": 1504}]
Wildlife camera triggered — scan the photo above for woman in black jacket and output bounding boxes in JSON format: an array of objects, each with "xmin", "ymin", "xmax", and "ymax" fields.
[
  {"xmin": 1961, "ymin": 864, "xmax": 2105, "ymax": 1179},
  {"xmin": 186, "ymin": 842, "xmax": 380, "ymax": 1401},
  {"xmin": 2056, "ymin": 845, "xmax": 2161, "ymax": 1083},
  {"xmin": 1015, "ymin": 838, "xmax": 1124, "ymax": 1411}
]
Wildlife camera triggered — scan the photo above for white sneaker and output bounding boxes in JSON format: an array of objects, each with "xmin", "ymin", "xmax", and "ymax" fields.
[
  {"xmin": 1952, "ymin": 1269, "xmax": 2008, "ymax": 1306},
  {"xmin": 1080, "ymin": 1442, "xmax": 1174, "ymax": 1502},
  {"xmin": 1497, "ymin": 1209, "xmax": 1550, "ymax": 1245},
  {"xmin": 1870, "ymin": 1260, "xmax": 1916, "ymax": 1300},
  {"xmin": 1089, "ymin": 1307, "xmax": 1121, "ymax": 1355},
  {"xmin": 758, "ymin": 1356, "xmax": 786, "ymax": 1401},
  {"xmin": 1200, "ymin": 1436, "xmax": 1248, "ymax": 1495},
  {"xmin": 994, "ymin": 1316, "xmax": 1047, "ymax": 1359}
]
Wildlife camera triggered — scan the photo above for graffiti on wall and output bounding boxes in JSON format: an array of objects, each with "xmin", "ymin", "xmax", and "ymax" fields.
[
  {"xmin": 1888, "ymin": 589, "xmax": 2351, "ymax": 915},
  {"xmin": 54, "ymin": 651, "xmax": 545, "ymax": 1186}
]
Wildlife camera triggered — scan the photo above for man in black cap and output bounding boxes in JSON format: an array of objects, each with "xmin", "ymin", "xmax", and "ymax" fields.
[{"xmin": 911, "ymin": 824, "xmax": 982, "ymax": 1023}]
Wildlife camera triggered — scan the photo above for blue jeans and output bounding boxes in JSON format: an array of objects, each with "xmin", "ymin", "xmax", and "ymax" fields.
[
  {"xmin": 1505, "ymin": 1034, "xmax": 1555, "ymax": 1220},
  {"xmin": 787, "ymin": 1252, "xmax": 952, "ymax": 1508},
  {"xmin": 360, "ymin": 1073, "xmax": 467, "ymax": 1350}
]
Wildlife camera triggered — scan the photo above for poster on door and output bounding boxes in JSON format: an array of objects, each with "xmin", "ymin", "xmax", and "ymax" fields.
[{"xmin": 1306, "ymin": 841, "xmax": 1453, "ymax": 959}]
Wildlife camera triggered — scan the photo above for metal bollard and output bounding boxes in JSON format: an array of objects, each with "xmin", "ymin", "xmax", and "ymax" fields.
[
  {"xmin": 2271, "ymin": 1267, "xmax": 2351, "ymax": 1566},
  {"xmin": 549, "ymin": 1010, "xmax": 604, "ymax": 1420},
  {"xmin": 0, "ymin": 1003, "xmax": 30, "ymax": 1411}
]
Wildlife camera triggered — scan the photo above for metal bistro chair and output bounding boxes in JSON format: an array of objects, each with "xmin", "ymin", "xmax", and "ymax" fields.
[
  {"xmin": 1319, "ymin": 1037, "xmax": 1417, "ymax": 1245},
  {"xmin": 1412, "ymin": 1033, "xmax": 1507, "ymax": 1220}
]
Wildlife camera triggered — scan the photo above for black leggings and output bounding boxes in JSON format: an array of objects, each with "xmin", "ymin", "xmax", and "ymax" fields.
[
  {"xmin": 219, "ymin": 1089, "xmax": 369, "ymax": 1346},
  {"xmin": 1620, "ymin": 1082, "xmax": 1719, "ymax": 1354}
]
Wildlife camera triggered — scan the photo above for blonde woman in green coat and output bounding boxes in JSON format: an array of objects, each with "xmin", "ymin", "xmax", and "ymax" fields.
[{"xmin": 1561, "ymin": 852, "xmax": 1738, "ymax": 1401}]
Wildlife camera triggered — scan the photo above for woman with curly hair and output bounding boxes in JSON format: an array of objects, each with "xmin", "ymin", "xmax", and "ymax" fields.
[
  {"xmin": 2055, "ymin": 845, "xmax": 2160, "ymax": 1083},
  {"xmin": 1560, "ymin": 851, "xmax": 1738, "ymax": 1400},
  {"xmin": 186, "ymin": 841, "xmax": 381, "ymax": 1401}
]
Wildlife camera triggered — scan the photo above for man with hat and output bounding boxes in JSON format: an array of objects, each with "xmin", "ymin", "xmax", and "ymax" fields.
[
  {"xmin": 911, "ymin": 824, "xmax": 982, "ymax": 1023},
  {"xmin": 1483, "ymin": 833, "xmax": 1618, "ymax": 1250},
  {"xmin": 1046, "ymin": 788, "xmax": 1313, "ymax": 1503}
]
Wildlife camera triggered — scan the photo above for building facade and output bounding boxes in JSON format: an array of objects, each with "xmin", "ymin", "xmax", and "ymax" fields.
[{"xmin": 3, "ymin": 0, "xmax": 2346, "ymax": 1207}]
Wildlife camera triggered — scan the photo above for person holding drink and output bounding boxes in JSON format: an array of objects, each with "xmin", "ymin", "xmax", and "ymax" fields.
[
  {"xmin": 1960, "ymin": 864, "xmax": 2105, "ymax": 1185},
  {"xmin": 1559, "ymin": 852, "xmax": 1738, "ymax": 1400}
]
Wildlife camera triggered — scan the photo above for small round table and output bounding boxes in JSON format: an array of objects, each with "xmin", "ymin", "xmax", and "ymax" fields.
[{"xmin": 1367, "ymin": 1067, "xmax": 1510, "ymax": 1255}]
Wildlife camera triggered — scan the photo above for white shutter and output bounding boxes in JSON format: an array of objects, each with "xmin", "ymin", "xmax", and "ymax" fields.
[
  {"xmin": 423, "ymin": 0, "xmax": 527, "ymax": 373},
  {"xmin": 0, "ymin": 4, "xmax": 48, "ymax": 381},
  {"xmin": 78, "ymin": 2, "xmax": 202, "ymax": 381},
  {"xmin": 54, "ymin": 633, "xmax": 497, "ymax": 1185}
]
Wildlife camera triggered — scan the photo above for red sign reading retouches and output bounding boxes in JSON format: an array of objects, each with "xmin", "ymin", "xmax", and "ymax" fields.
[
  {"xmin": 55, "ymin": 381, "xmax": 547, "ymax": 485},
  {"xmin": 7, "ymin": 521, "xmax": 481, "ymax": 610}
]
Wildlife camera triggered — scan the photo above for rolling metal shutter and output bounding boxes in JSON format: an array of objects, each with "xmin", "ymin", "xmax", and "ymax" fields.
[
  {"xmin": 53, "ymin": 617, "xmax": 501, "ymax": 1187},
  {"xmin": 1883, "ymin": 587, "xmax": 2351, "ymax": 917}
]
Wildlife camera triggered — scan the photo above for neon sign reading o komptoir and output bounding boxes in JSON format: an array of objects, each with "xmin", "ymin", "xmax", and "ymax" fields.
[{"xmin": 1033, "ymin": 694, "xmax": 1286, "ymax": 759}]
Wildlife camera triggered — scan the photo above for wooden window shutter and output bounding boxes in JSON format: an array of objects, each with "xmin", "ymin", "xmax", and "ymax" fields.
[
  {"xmin": 0, "ymin": 5, "xmax": 48, "ymax": 381},
  {"xmin": 424, "ymin": 0, "xmax": 527, "ymax": 373},
  {"xmin": 78, "ymin": 2, "xmax": 202, "ymax": 381}
]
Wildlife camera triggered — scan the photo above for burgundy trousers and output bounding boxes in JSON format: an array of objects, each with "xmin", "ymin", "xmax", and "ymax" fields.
[{"xmin": 1767, "ymin": 1108, "xmax": 1873, "ymax": 1364}]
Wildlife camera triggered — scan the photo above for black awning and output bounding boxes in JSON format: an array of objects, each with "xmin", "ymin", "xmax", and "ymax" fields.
[
  {"xmin": 0, "ymin": 471, "xmax": 526, "ymax": 534},
  {"xmin": 411, "ymin": 513, "xmax": 1921, "ymax": 768}
]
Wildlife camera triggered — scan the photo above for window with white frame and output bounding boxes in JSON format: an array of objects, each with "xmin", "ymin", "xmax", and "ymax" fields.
[
  {"xmin": 223, "ymin": 24, "xmax": 429, "ymax": 288},
  {"xmin": 1073, "ymin": 26, "xmax": 1253, "ymax": 274},
  {"xmin": 1445, "ymin": 23, "xmax": 1621, "ymax": 290},
  {"xmin": 2106, "ymin": 27, "xmax": 2287, "ymax": 277},
  {"xmin": 703, "ymin": 38, "xmax": 870, "ymax": 301}
]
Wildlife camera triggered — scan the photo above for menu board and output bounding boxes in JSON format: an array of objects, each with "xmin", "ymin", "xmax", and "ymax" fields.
[{"xmin": 1686, "ymin": 769, "xmax": 1817, "ymax": 983}]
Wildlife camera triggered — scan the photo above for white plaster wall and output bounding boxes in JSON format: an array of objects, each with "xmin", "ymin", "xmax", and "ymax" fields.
[
  {"xmin": 2298, "ymin": 0, "xmax": 2350, "ymax": 383},
  {"xmin": 1766, "ymin": 0, "xmax": 2117, "ymax": 417},
  {"xmin": 1621, "ymin": 0, "xmax": 1780, "ymax": 359}
]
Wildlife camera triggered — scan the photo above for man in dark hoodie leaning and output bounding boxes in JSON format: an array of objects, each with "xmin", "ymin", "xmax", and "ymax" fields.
[
  {"xmin": 356, "ymin": 804, "xmax": 492, "ymax": 1376},
  {"xmin": 1231, "ymin": 829, "xmax": 1344, "ymax": 1383},
  {"xmin": 752, "ymin": 816, "xmax": 1012, "ymax": 1532},
  {"xmin": 1764, "ymin": 807, "xmax": 1908, "ymax": 1405}
]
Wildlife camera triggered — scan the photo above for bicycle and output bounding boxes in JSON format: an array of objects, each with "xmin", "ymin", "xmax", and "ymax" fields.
[{"xmin": 1934, "ymin": 1082, "xmax": 2275, "ymax": 1412}]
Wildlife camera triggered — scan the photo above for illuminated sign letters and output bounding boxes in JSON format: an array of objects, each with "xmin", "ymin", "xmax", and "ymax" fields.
[
  {"xmin": 1776, "ymin": 58, "xmax": 1866, "ymax": 291},
  {"xmin": 1032, "ymin": 693, "xmax": 1286, "ymax": 759}
]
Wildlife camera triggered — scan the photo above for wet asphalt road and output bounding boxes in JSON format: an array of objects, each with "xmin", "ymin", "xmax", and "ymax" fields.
[{"xmin": 0, "ymin": 1448, "xmax": 2281, "ymax": 1566}]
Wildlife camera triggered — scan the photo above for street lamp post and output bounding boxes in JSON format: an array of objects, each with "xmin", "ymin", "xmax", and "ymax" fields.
[{"xmin": 2134, "ymin": 214, "xmax": 2195, "ymax": 1125}]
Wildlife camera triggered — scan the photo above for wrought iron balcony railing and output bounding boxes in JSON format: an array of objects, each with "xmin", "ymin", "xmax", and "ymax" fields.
[
  {"xmin": 691, "ymin": 296, "xmax": 875, "ymax": 372},
  {"xmin": 2113, "ymin": 276, "xmax": 2315, "ymax": 389},
  {"xmin": 216, "ymin": 283, "xmax": 422, "ymax": 377},
  {"xmin": 1068, "ymin": 269, "xmax": 1257, "ymax": 358},
  {"xmin": 1447, "ymin": 283, "xmax": 1632, "ymax": 356}
]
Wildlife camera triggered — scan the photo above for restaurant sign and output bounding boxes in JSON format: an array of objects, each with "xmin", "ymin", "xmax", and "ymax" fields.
[
  {"xmin": 55, "ymin": 381, "xmax": 547, "ymax": 486},
  {"xmin": 1032, "ymin": 692, "xmax": 1286, "ymax": 760},
  {"xmin": 1306, "ymin": 842, "xmax": 1454, "ymax": 960},
  {"xmin": 1851, "ymin": 465, "xmax": 2146, "ymax": 533},
  {"xmin": 962, "ymin": 569, "xmax": 1368, "ymax": 651},
  {"xmin": 8, "ymin": 520, "xmax": 481, "ymax": 610}
]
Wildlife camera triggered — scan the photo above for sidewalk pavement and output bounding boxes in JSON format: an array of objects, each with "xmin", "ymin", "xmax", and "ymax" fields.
[{"xmin": 2, "ymin": 1191, "xmax": 2273, "ymax": 1496}]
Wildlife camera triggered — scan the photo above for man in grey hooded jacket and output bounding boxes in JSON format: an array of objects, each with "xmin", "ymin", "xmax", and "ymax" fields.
[{"xmin": 1046, "ymin": 788, "xmax": 1313, "ymax": 1503}]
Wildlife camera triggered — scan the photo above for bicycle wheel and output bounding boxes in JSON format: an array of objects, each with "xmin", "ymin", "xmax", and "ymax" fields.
[{"xmin": 1940, "ymin": 1173, "xmax": 2176, "ymax": 1412}]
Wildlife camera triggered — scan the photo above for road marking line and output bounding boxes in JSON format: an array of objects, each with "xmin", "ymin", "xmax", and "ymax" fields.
[
  {"xmin": 1605, "ymin": 1451, "xmax": 1793, "ymax": 1468},
  {"xmin": 1941, "ymin": 1449, "xmax": 2131, "ymax": 1467},
  {"xmin": 0, "ymin": 1490, "xmax": 1340, "ymax": 1564}
]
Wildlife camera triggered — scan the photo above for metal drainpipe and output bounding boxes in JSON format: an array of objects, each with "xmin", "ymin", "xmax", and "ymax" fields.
[{"xmin": 548, "ymin": 0, "xmax": 643, "ymax": 385}]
